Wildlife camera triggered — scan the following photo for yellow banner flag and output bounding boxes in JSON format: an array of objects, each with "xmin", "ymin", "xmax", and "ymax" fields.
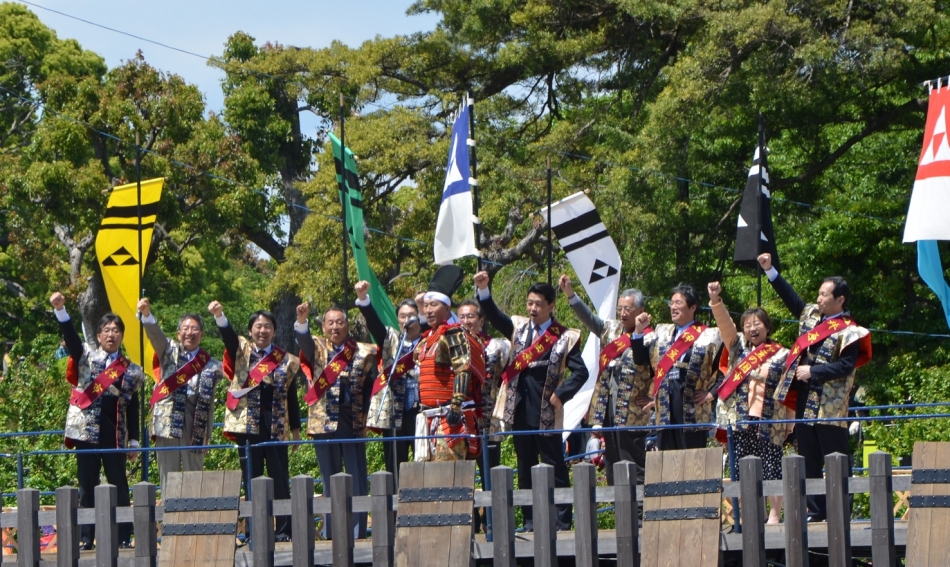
[{"xmin": 94, "ymin": 178, "xmax": 164, "ymax": 378}]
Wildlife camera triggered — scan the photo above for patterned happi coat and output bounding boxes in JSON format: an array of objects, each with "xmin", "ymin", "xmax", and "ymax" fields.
[
  {"xmin": 65, "ymin": 347, "xmax": 144, "ymax": 448},
  {"xmin": 303, "ymin": 337, "xmax": 377, "ymax": 436},
  {"xmin": 223, "ymin": 337, "xmax": 300, "ymax": 440},
  {"xmin": 366, "ymin": 327, "xmax": 417, "ymax": 431},
  {"xmin": 150, "ymin": 339, "xmax": 223, "ymax": 451},
  {"xmin": 477, "ymin": 334, "xmax": 510, "ymax": 435},
  {"xmin": 497, "ymin": 315, "xmax": 581, "ymax": 433},
  {"xmin": 643, "ymin": 324, "xmax": 722, "ymax": 427},
  {"xmin": 717, "ymin": 335, "xmax": 790, "ymax": 446},
  {"xmin": 587, "ymin": 320, "xmax": 653, "ymax": 428},
  {"xmin": 779, "ymin": 304, "xmax": 870, "ymax": 428}
]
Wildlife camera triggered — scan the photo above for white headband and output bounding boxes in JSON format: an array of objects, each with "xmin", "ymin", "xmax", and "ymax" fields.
[{"xmin": 423, "ymin": 291, "xmax": 452, "ymax": 307}]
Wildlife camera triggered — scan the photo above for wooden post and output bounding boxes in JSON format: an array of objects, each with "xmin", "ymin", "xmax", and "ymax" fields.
[
  {"xmin": 573, "ymin": 463, "xmax": 598, "ymax": 567},
  {"xmin": 613, "ymin": 461, "xmax": 640, "ymax": 567},
  {"xmin": 56, "ymin": 486, "xmax": 80, "ymax": 567},
  {"xmin": 531, "ymin": 464, "xmax": 557, "ymax": 567},
  {"xmin": 738, "ymin": 456, "xmax": 766, "ymax": 567},
  {"xmin": 16, "ymin": 488, "xmax": 40, "ymax": 566},
  {"xmin": 782, "ymin": 455, "xmax": 809, "ymax": 567},
  {"xmin": 825, "ymin": 452, "xmax": 852, "ymax": 567},
  {"xmin": 869, "ymin": 452, "xmax": 896, "ymax": 567},
  {"xmin": 370, "ymin": 471, "xmax": 395, "ymax": 567},
  {"xmin": 291, "ymin": 475, "xmax": 315, "ymax": 567},
  {"xmin": 330, "ymin": 473, "xmax": 355, "ymax": 567},
  {"xmin": 132, "ymin": 482, "xmax": 157, "ymax": 567},
  {"xmin": 490, "ymin": 466, "xmax": 516, "ymax": 567},
  {"xmin": 252, "ymin": 476, "xmax": 275, "ymax": 567},
  {"xmin": 95, "ymin": 483, "xmax": 118, "ymax": 567}
]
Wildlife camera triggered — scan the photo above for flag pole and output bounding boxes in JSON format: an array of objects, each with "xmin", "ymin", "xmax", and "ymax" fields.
[
  {"xmin": 339, "ymin": 94, "xmax": 350, "ymax": 310},
  {"xmin": 547, "ymin": 157, "xmax": 553, "ymax": 286},
  {"xmin": 756, "ymin": 114, "xmax": 764, "ymax": 307},
  {"xmin": 467, "ymin": 92, "xmax": 481, "ymax": 273},
  {"xmin": 135, "ymin": 131, "xmax": 149, "ymax": 482}
]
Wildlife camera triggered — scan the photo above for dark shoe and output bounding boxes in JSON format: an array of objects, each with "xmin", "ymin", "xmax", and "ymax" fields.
[
  {"xmin": 118, "ymin": 541, "xmax": 134, "ymax": 549},
  {"xmin": 275, "ymin": 534, "xmax": 292, "ymax": 543},
  {"xmin": 806, "ymin": 514, "xmax": 826, "ymax": 523},
  {"xmin": 80, "ymin": 541, "xmax": 95, "ymax": 551}
]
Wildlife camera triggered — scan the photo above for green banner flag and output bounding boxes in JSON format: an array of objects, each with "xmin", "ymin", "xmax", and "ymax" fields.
[{"xmin": 329, "ymin": 133, "xmax": 399, "ymax": 330}]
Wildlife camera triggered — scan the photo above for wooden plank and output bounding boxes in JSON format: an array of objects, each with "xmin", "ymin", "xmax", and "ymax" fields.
[
  {"xmin": 17, "ymin": 488, "xmax": 40, "ymax": 566},
  {"xmin": 660, "ymin": 450, "xmax": 685, "ymax": 567},
  {"xmin": 679, "ymin": 449, "xmax": 706, "ymax": 566},
  {"xmin": 132, "ymin": 482, "xmax": 157, "ymax": 567},
  {"xmin": 613, "ymin": 461, "xmax": 639, "ymax": 567},
  {"xmin": 928, "ymin": 442, "xmax": 950, "ymax": 566},
  {"xmin": 700, "ymin": 447, "xmax": 723, "ymax": 567},
  {"xmin": 370, "ymin": 471, "xmax": 395, "ymax": 567},
  {"xmin": 869, "ymin": 452, "xmax": 896, "ymax": 567},
  {"xmin": 170, "ymin": 471, "xmax": 204, "ymax": 566},
  {"xmin": 422, "ymin": 461, "xmax": 459, "ymax": 567},
  {"xmin": 489, "ymin": 467, "xmax": 516, "ymax": 567},
  {"xmin": 738, "ymin": 456, "xmax": 765, "ymax": 567},
  {"xmin": 639, "ymin": 451, "xmax": 664, "ymax": 567},
  {"xmin": 531, "ymin": 464, "xmax": 557, "ymax": 567},
  {"xmin": 782, "ymin": 455, "xmax": 809, "ymax": 567},
  {"xmin": 251, "ymin": 476, "xmax": 275, "ymax": 567},
  {"xmin": 211, "ymin": 471, "xmax": 241, "ymax": 567},
  {"xmin": 94, "ymin": 483, "xmax": 118, "ymax": 567},
  {"xmin": 158, "ymin": 471, "xmax": 183, "ymax": 567},
  {"xmin": 907, "ymin": 441, "xmax": 936, "ymax": 567},
  {"xmin": 393, "ymin": 462, "xmax": 425, "ymax": 567},
  {"xmin": 446, "ymin": 460, "xmax": 475, "ymax": 567},
  {"xmin": 330, "ymin": 473, "xmax": 355, "ymax": 567},
  {"xmin": 291, "ymin": 475, "xmax": 315, "ymax": 567},
  {"xmin": 55, "ymin": 486, "xmax": 80, "ymax": 567},
  {"xmin": 824, "ymin": 453, "xmax": 851, "ymax": 567},
  {"xmin": 572, "ymin": 463, "xmax": 597, "ymax": 567},
  {"xmin": 192, "ymin": 471, "xmax": 225, "ymax": 566}
]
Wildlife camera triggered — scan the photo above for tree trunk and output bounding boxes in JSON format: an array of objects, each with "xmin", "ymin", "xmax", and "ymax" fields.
[{"xmin": 78, "ymin": 268, "xmax": 111, "ymax": 347}]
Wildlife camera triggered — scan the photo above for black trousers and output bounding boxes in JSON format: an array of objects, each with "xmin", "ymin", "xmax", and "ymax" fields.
[
  {"xmin": 234, "ymin": 419, "xmax": 292, "ymax": 539},
  {"xmin": 512, "ymin": 409, "xmax": 572, "ymax": 531},
  {"xmin": 603, "ymin": 426, "xmax": 647, "ymax": 487},
  {"xmin": 74, "ymin": 439, "xmax": 133, "ymax": 545},
  {"xmin": 658, "ymin": 377, "xmax": 707, "ymax": 451},
  {"xmin": 795, "ymin": 422, "xmax": 851, "ymax": 519},
  {"xmin": 312, "ymin": 406, "xmax": 368, "ymax": 540},
  {"xmin": 382, "ymin": 406, "xmax": 418, "ymax": 482}
]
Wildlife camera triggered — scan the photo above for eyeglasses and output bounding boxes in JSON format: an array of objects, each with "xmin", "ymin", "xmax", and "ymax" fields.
[
  {"xmin": 458, "ymin": 313, "xmax": 480, "ymax": 320},
  {"xmin": 99, "ymin": 328, "xmax": 122, "ymax": 336},
  {"xmin": 178, "ymin": 326, "xmax": 202, "ymax": 333},
  {"xmin": 616, "ymin": 305, "xmax": 638, "ymax": 314}
]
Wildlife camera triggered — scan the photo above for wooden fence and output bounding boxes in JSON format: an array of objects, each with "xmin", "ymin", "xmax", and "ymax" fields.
[{"xmin": 0, "ymin": 451, "xmax": 907, "ymax": 566}]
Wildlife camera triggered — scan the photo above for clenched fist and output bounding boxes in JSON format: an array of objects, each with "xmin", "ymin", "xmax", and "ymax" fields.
[
  {"xmin": 634, "ymin": 312, "xmax": 652, "ymax": 334},
  {"xmin": 757, "ymin": 253, "xmax": 772, "ymax": 271},
  {"xmin": 473, "ymin": 271, "xmax": 490, "ymax": 290},
  {"xmin": 208, "ymin": 300, "xmax": 224, "ymax": 318},
  {"xmin": 296, "ymin": 302, "xmax": 310, "ymax": 325},
  {"xmin": 49, "ymin": 292, "xmax": 65, "ymax": 311}
]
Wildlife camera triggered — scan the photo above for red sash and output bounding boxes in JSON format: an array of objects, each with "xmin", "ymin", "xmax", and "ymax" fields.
[
  {"xmin": 501, "ymin": 323, "xmax": 565, "ymax": 384},
  {"xmin": 150, "ymin": 349, "xmax": 211, "ymax": 406},
  {"xmin": 651, "ymin": 324, "xmax": 707, "ymax": 397},
  {"xmin": 69, "ymin": 355, "xmax": 130, "ymax": 409},
  {"xmin": 784, "ymin": 316, "xmax": 867, "ymax": 372},
  {"xmin": 598, "ymin": 326, "xmax": 652, "ymax": 374},
  {"xmin": 303, "ymin": 338, "xmax": 356, "ymax": 406},
  {"xmin": 717, "ymin": 342, "xmax": 782, "ymax": 401},
  {"xmin": 225, "ymin": 347, "xmax": 286, "ymax": 410},
  {"xmin": 372, "ymin": 351, "xmax": 415, "ymax": 396}
]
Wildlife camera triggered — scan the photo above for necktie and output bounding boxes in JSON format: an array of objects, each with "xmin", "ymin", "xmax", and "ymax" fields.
[{"xmin": 525, "ymin": 324, "xmax": 534, "ymax": 348}]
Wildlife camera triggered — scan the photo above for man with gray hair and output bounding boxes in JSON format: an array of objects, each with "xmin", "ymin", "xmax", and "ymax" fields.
[
  {"xmin": 138, "ymin": 298, "xmax": 224, "ymax": 496},
  {"xmin": 559, "ymin": 275, "xmax": 652, "ymax": 486}
]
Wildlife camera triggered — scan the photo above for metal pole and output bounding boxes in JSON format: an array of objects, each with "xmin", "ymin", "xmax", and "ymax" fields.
[
  {"xmin": 547, "ymin": 157, "xmax": 553, "ymax": 286},
  {"xmin": 468, "ymin": 92, "xmax": 481, "ymax": 273},
  {"xmin": 339, "ymin": 93, "xmax": 350, "ymax": 310},
  {"xmin": 756, "ymin": 114, "xmax": 764, "ymax": 308},
  {"xmin": 16, "ymin": 452, "xmax": 24, "ymax": 490},
  {"xmin": 726, "ymin": 424, "xmax": 741, "ymax": 533},
  {"xmin": 135, "ymin": 133, "xmax": 149, "ymax": 483},
  {"xmin": 244, "ymin": 439, "xmax": 254, "ymax": 549}
]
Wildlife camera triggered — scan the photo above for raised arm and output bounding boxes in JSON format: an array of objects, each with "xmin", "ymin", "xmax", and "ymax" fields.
[
  {"xmin": 294, "ymin": 302, "xmax": 316, "ymax": 367},
  {"xmin": 707, "ymin": 282, "xmax": 737, "ymax": 347},
  {"xmin": 137, "ymin": 297, "xmax": 171, "ymax": 360},
  {"xmin": 355, "ymin": 281, "xmax": 388, "ymax": 347},
  {"xmin": 630, "ymin": 312, "xmax": 653, "ymax": 366},
  {"xmin": 759, "ymin": 253, "xmax": 806, "ymax": 319},
  {"xmin": 208, "ymin": 301, "xmax": 238, "ymax": 361},
  {"xmin": 50, "ymin": 292, "xmax": 84, "ymax": 361},
  {"xmin": 474, "ymin": 271, "xmax": 515, "ymax": 338},
  {"xmin": 559, "ymin": 274, "xmax": 606, "ymax": 336}
]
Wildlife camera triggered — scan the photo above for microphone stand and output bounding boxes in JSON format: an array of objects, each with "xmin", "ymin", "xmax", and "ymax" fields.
[{"xmin": 377, "ymin": 321, "xmax": 412, "ymax": 488}]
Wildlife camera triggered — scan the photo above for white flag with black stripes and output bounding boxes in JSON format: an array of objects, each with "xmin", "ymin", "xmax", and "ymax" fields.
[{"xmin": 542, "ymin": 192, "xmax": 622, "ymax": 440}]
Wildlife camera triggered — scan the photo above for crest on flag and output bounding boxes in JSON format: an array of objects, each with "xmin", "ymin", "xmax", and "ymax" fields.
[
  {"xmin": 542, "ymin": 192, "xmax": 622, "ymax": 439},
  {"xmin": 903, "ymin": 79, "xmax": 950, "ymax": 328},
  {"xmin": 734, "ymin": 122, "xmax": 780, "ymax": 271},
  {"xmin": 433, "ymin": 100, "xmax": 479, "ymax": 265}
]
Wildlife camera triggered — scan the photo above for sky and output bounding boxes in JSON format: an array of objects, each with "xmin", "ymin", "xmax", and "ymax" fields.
[{"xmin": 18, "ymin": 0, "xmax": 441, "ymax": 116}]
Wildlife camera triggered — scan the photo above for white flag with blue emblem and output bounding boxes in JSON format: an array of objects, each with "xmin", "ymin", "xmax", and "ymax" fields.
[{"xmin": 434, "ymin": 102, "xmax": 479, "ymax": 265}]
